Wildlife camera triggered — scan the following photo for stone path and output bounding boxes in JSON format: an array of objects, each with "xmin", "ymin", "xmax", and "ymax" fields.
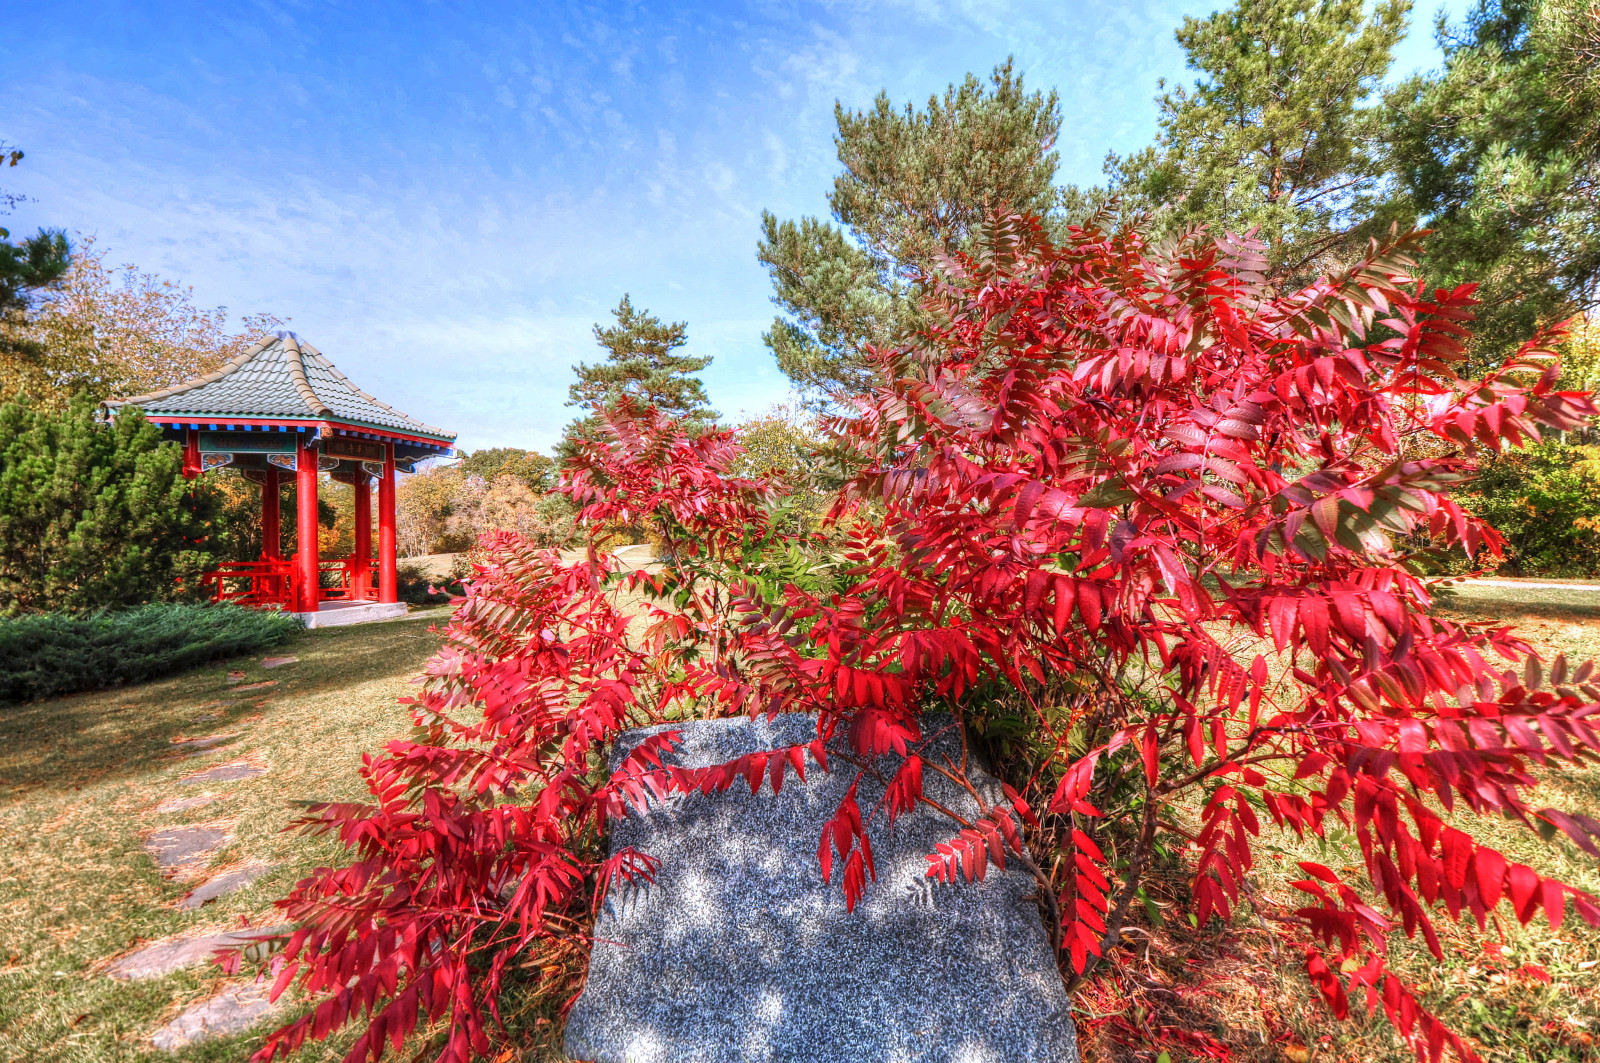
[
  {"xmin": 106, "ymin": 926, "xmax": 283, "ymax": 981},
  {"xmin": 153, "ymin": 793, "xmax": 218, "ymax": 814},
  {"xmin": 150, "ymin": 983, "xmax": 286, "ymax": 1051},
  {"xmin": 177, "ymin": 863, "xmax": 274, "ymax": 910},
  {"xmin": 144, "ymin": 824, "xmax": 235, "ymax": 879},
  {"xmin": 111, "ymin": 721, "xmax": 291, "ymax": 1050},
  {"xmin": 177, "ymin": 760, "xmax": 268, "ymax": 786}
]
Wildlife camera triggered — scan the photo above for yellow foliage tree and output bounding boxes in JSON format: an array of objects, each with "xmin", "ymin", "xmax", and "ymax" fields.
[
  {"xmin": 0, "ymin": 234, "xmax": 282, "ymax": 406},
  {"xmin": 395, "ymin": 463, "xmax": 466, "ymax": 558}
]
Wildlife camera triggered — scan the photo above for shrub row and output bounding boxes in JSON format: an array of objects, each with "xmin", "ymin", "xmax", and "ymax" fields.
[{"xmin": 0, "ymin": 602, "xmax": 301, "ymax": 704}]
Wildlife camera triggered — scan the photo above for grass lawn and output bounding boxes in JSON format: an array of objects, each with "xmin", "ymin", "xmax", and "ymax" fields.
[
  {"xmin": 0, "ymin": 608, "xmax": 452, "ymax": 1063},
  {"xmin": 2, "ymin": 582, "xmax": 1597, "ymax": 1063}
]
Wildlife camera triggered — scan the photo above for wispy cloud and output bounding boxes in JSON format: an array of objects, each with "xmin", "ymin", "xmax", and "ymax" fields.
[{"xmin": 1, "ymin": 0, "xmax": 1461, "ymax": 450}]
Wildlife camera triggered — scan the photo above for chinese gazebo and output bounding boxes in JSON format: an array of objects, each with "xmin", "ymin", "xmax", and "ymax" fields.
[{"xmin": 103, "ymin": 332, "xmax": 456, "ymax": 626}]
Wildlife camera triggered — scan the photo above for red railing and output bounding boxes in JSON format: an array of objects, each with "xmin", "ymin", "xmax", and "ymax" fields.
[
  {"xmin": 318, "ymin": 558, "xmax": 374, "ymax": 602},
  {"xmin": 201, "ymin": 557, "xmax": 375, "ymax": 610},
  {"xmin": 201, "ymin": 559, "xmax": 296, "ymax": 610}
]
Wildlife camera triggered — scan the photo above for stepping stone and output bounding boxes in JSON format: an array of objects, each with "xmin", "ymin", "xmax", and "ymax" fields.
[
  {"xmin": 177, "ymin": 761, "xmax": 267, "ymax": 786},
  {"xmin": 150, "ymin": 982, "xmax": 286, "ymax": 1049},
  {"xmin": 177, "ymin": 863, "xmax": 274, "ymax": 910},
  {"xmin": 225, "ymin": 671, "xmax": 246, "ymax": 684},
  {"xmin": 260, "ymin": 655, "xmax": 298, "ymax": 669},
  {"xmin": 232, "ymin": 681, "xmax": 276, "ymax": 692},
  {"xmin": 106, "ymin": 926, "xmax": 284, "ymax": 981},
  {"xmin": 152, "ymin": 793, "xmax": 218, "ymax": 814},
  {"xmin": 183, "ymin": 744, "xmax": 240, "ymax": 760},
  {"xmin": 145, "ymin": 824, "xmax": 234, "ymax": 878},
  {"xmin": 172, "ymin": 733, "xmax": 239, "ymax": 752},
  {"xmin": 564, "ymin": 713, "xmax": 1079, "ymax": 1063}
]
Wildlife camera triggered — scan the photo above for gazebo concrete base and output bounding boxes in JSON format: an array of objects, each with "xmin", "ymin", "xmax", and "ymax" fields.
[{"xmin": 295, "ymin": 601, "xmax": 409, "ymax": 628}]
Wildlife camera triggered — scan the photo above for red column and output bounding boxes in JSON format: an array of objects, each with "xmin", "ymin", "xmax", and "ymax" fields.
[
  {"xmin": 378, "ymin": 444, "xmax": 397, "ymax": 604},
  {"xmin": 182, "ymin": 429, "xmax": 201, "ymax": 479},
  {"xmin": 353, "ymin": 472, "xmax": 372, "ymax": 600},
  {"xmin": 296, "ymin": 436, "xmax": 321, "ymax": 614},
  {"xmin": 261, "ymin": 468, "xmax": 281, "ymax": 559}
]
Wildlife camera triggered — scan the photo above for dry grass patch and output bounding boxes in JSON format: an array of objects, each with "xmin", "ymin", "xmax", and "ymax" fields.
[{"xmin": 0, "ymin": 608, "xmax": 451, "ymax": 1063}]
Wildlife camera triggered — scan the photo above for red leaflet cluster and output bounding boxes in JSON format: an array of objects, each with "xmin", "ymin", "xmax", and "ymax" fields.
[
  {"xmin": 255, "ymin": 213, "xmax": 1600, "ymax": 1063},
  {"xmin": 703, "ymin": 214, "xmax": 1600, "ymax": 1062},
  {"xmin": 245, "ymin": 419, "xmax": 779, "ymax": 1063}
]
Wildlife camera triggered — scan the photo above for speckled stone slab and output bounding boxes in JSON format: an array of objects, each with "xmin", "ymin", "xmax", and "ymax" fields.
[
  {"xmin": 564, "ymin": 713, "xmax": 1078, "ymax": 1063},
  {"xmin": 153, "ymin": 793, "xmax": 218, "ymax": 814},
  {"xmin": 177, "ymin": 863, "xmax": 274, "ymax": 910},
  {"xmin": 177, "ymin": 761, "xmax": 267, "ymax": 785},
  {"xmin": 144, "ymin": 825, "xmax": 233, "ymax": 878},
  {"xmin": 149, "ymin": 982, "xmax": 284, "ymax": 1049},
  {"xmin": 106, "ymin": 927, "xmax": 283, "ymax": 981}
]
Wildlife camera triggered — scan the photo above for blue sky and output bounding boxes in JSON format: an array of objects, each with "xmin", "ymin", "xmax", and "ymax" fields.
[{"xmin": 3, "ymin": 0, "xmax": 1467, "ymax": 454}]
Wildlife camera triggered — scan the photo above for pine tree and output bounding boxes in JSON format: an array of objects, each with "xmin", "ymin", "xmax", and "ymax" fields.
[
  {"xmin": 0, "ymin": 144, "xmax": 72, "ymax": 401},
  {"xmin": 0, "ymin": 397, "xmax": 223, "ymax": 613},
  {"xmin": 1085, "ymin": 0, "xmax": 1409, "ymax": 283},
  {"xmin": 1383, "ymin": 0, "xmax": 1600, "ymax": 360},
  {"xmin": 758, "ymin": 59, "xmax": 1062, "ymax": 400},
  {"xmin": 557, "ymin": 295, "xmax": 715, "ymax": 462}
]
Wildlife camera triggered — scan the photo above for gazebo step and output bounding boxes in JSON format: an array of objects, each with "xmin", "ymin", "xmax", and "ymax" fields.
[{"xmin": 295, "ymin": 601, "xmax": 408, "ymax": 628}]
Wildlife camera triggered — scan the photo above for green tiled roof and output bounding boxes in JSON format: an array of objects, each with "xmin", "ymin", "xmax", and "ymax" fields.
[{"xmin": 104, "ymin": 332, "xmax": 455, "ymax": 443}]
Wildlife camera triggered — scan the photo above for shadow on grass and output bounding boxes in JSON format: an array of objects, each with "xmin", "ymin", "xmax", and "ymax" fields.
[{"xmin": 0, "ymin": 613, "xmax": 448, "ymax": 797}]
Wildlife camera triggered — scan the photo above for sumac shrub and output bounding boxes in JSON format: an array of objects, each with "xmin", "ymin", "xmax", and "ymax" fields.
[{"xmin": 247, "ymin": 216, "xmax": 1600, "ymax": 1063}]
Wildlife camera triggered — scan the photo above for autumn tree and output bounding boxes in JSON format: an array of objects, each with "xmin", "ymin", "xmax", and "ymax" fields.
[
  {"xmin": 395, "ymin": 463, "xmax": 468, "ymax": 557},
  {"xmin": 1080, "ymin": 0, "xmax": 1409, "ymax": 282},
  {"xmin": 458, "ymin": 447, "xmax": 556, "ymax": 492},
  {"xmin": 1, "ymin": 234, "xmax": 282, "ymax": 407},
  {"xmin": 729, "ymin": 404, "xmax": 833, "ymax": 535},
  {"xmin": 557, "ymin": 295, "xmax": 714, "ymax": 462},
  {"xmin": 759, "ymin": 58, "xmax": 1062, "ymax": 399}
]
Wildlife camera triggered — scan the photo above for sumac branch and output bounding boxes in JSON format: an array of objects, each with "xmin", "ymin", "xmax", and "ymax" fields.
[{"xmin": 248, "ymin": 214, "xmax": 1600, "ymax": 1063}]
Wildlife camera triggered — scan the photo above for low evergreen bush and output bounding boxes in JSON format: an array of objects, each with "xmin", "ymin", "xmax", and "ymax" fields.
[{"xmin": 0, "ymin": 602, "xmax": 301, "ymax": 704}]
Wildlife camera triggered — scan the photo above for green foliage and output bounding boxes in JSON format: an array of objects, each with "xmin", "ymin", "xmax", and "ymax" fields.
[
  {"xmin": 758, "ymin": 59, "xmax": 1062, "ymax": 399},
  {"xmin": 396, "ymin": 560, "xmax": 463, "ymax": 605},
  {"xmin": 0, "ymin": 228, "xmax": 70, "ymax": 316},
  {"xmin": 728, "ymin": 405, "xmax": 836, "ymax": 535},
  {"xmin": 1456, "ymin": 438, "xmax": 1600, "ymax": 577},
  {"xmin": 0, "ymin": 397, "xmax": 224, "ymax": 613},
  {"xmin": 559, "ymin": 295, "xmax": 715, "ymax": 462},
  {"xmin": 1089, "ymin": 0, "xmax": 1409, "ymax": 281},
  {"xmin": 1383, "ymin": 0, "xmax": 1600, "ymax": 361},
  {"xmin": 458, "ymin": 447, "xmax": 556, "ymax": 492},
  {"xmin": 0, "ymin": 144, "xmax": 71, "ymax": 397},
  {"xmin": 0, "ymin": 601, "xmax": 299, "ymax": 704}
]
